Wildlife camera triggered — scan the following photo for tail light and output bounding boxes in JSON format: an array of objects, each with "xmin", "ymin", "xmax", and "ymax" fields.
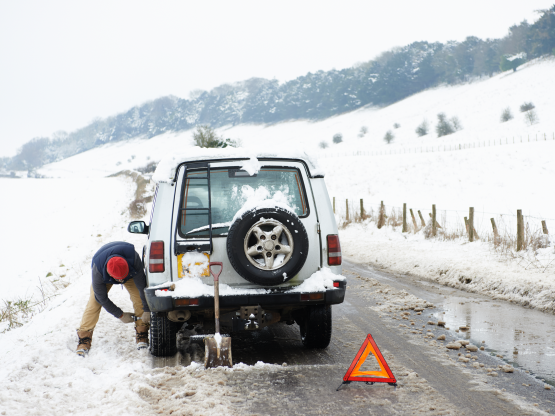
[
  {"xmin": 327, "ymin": 235, "xmax": 342, "ymax": 266},
  {"xmin": 149, "ymin": 241, "xmax": 165, "ymax": 273}
]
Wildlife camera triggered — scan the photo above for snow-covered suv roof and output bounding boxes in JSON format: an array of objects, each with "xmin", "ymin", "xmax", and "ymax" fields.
[{"xmin": 152, "ymin": 147, "xmax": 324, "ymax": 183}]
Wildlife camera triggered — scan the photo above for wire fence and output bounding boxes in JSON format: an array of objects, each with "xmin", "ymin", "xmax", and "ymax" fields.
[
  {"xmin": 319, "ymin": 132, "xmax": 555, "ymax": 158},
  {"xmin": 332, "ymin": 198, "xmax": 553, "ymax": 266}
]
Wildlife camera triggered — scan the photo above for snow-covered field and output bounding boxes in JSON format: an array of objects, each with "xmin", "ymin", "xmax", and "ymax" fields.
[
  {"xmin": 1, "ymin": 55, "xmax": 553, "ymax": 414},
  {"xmin": 38, "ymin": 56, "xmax": 555, "ymax": 223},
  {"xmin": 0, "ymin": 177, "xmax": 135, "ymax": 303}
]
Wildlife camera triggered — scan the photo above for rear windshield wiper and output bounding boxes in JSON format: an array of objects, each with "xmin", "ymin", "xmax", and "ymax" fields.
[{"xmin": 185, "ymin": 222, "xmax": 232, "ymax": 235}]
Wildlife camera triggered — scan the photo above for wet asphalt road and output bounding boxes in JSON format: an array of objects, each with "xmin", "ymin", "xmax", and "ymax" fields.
[
  {"xmin": 346, "ymin": 260, "xmax": 555, "ymax": 385},
  {"xmin": 153, "ymin": 259, "xmax": 555, "ymax": 415}
]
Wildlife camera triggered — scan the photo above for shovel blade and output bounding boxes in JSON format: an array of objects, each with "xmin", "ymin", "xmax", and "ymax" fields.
[{"xmin": 204, "ymin": 335, "xmax": 232, "ymax": 368}]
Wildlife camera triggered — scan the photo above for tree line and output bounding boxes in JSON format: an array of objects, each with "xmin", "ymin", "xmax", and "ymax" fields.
[{"xmin": 2, "ymin": 5, "xmax": 554, "ymax": 173}]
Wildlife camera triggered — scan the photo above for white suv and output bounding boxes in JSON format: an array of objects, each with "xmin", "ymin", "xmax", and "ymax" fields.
[{"xmin": 128, "ymin": 150, "xmax": 345, "ymax": 357}]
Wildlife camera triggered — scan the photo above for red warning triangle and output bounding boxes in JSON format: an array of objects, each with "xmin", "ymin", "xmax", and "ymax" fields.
[{"xmin": 343, "ymin": 334, "xmax": 396, "ymax": 384}]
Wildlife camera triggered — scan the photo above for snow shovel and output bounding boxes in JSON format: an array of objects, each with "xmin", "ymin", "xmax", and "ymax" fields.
[{"xmin": 204, "ymin": 262, "xmax": 233, "ymax": 368}]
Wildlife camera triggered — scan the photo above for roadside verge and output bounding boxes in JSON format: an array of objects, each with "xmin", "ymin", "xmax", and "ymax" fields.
[{"xmin": 340, "ymin": 221, "xmax": 555, "ymax": 314}]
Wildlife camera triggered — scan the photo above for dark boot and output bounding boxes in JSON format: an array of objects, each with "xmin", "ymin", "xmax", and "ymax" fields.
[
  {"xmin": 135, "ymin": 325, "xmax": 149, "ymax": 350},
  {"xmin": 76, "ymin": 330, "xmax": 93, "ymax": 357}
]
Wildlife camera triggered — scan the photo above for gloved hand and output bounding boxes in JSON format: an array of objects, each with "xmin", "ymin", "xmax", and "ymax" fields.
[
  {"xmin": 141, "ymin": 312, "xmax": 151, "ymax": 324},
  {"xmin": 119, "ymin": 312, "xmax": 135, "ymax": 324}
]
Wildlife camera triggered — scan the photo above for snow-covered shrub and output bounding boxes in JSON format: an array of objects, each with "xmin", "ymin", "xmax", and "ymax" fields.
[
  {"xmin": 520, "ymin": 102, "xmax": 535, "ymax": 112},
  {"xmin": 415, "ymin": 120, "xmax": 429, "ymax": 137},
  {"xmin": 360, "ymin": 126, "xmax": 368, "ymax": 135},
  {"xmin": 193, "ymin": 125, "xmax": 238, "ymax": 148},
  {"xmin": 500, "ymin": 53, "xmax": 526, "ymax": 72},
  {"xmin": 319, "ymin": 141, "xmax": 329, "ymax": 149},
  {"xmin": 333, "ymin": 133, "xmax": 343, "ymax": 144},
  {"xmin": 435, "ymin": 113, "xmax": 462, "ymax": 137},
  {"xmin": 500, "ymin": 107, "xmax": 514, "ymax": 122},
  {"xmin": 0, "ymin": 297, "xmax": 35, "ymax": 332},
  {"xmin": 393, "ymin": 123, "xmax": 400, "ymax": 129},
  {"xmin": 384, "ymin": 130, "xmax": 394, "ymax": 144}
]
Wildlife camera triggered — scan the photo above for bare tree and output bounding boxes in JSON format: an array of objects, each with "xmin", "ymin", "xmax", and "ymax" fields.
[
  {"xmin": 384, "ymin": 130, "xmax": 394, "ymax": 144},
  {"xmin": 524, "ymin": 109, "xmax": 539, "ymax": 125}
]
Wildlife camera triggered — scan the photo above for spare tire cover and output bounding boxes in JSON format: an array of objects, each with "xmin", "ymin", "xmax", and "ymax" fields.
[{"xmin": 226, "ymin": 207, "xmax": 309, "ymax": 286}]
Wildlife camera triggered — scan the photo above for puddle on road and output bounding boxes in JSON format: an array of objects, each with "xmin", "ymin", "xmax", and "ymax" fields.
[
  {"xmin": 430, "ymin": 290, "xmax": 555, "ymax": 385},
  {"xmin": 346, "ymin": 261, "xmax": 555, "ymax": 386}
]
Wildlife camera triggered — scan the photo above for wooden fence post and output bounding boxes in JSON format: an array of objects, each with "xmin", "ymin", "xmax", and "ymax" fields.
[
  {"xmin": 402, "ymin": 203, "xmax": 407, "ymax": 233},
  {"xmin": 469, "ymin": 207, "xmax": 474, "ymax": 242},
  {"xmin": 491, "ymin": 218, "xmax": 499, "ymax": 245},
  {"xmin": 432, "ymin": 204, "xmax": 437, "ymax": 237},
  {"xmin": 410, "ymin": 208, "xmax": 418, "ymax": 231},
  {"xmin": 333, "ymin": 197, "xmax": 335, "ymax": 214},
  {"xmin": 377, "ymin": 201, "xmax": 385, "ymax": 229},
  {"xmin": 517, "ymin": 210, "xmax": 524, "ymax": 251},
  {"xmin": 542, "ymin": 220, "xmax": 548, "ymax": 235},
  {"xmin": 417, "ymin": 210, "xmax": 426, "ymax": 227},
  {"xmin": 346, "ymin": 200, "xmax": 350, "ymax": 222},
  {"xmin": 360, "ymin": 199, "xmax": 365, "ymax": 219}
]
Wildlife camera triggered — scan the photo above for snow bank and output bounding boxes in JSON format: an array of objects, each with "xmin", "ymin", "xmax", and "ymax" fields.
[{"xmin": 340, "ymin": 221, "xmax": 555, "ymax": 313}]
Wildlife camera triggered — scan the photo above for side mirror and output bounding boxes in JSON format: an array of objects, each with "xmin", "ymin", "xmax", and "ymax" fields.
[{"xmin": 128, "ymin": 221, "xmax": 149, "ymax": 234}]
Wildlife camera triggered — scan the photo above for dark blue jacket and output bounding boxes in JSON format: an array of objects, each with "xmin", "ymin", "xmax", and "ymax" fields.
[
  {"xmin": 91, "ymin": 241, "xmax": 150, "ymax": 317},
  {"xmin": 91, "ymin": 241, "xmax": 138, "ymax": 284}
]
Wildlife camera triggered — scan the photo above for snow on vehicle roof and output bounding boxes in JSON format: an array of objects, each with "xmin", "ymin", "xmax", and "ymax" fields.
[{"xmin": 152, "ymin": 146, "xmax": 325, "ymax": 183}]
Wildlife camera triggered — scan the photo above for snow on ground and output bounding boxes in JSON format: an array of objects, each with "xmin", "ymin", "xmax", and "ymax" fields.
[
  {"xmin": 0, "ymin": 176, "xmax": 267, "ymax": 415},
  {"xmin": 0, "ymin": 262, "xmax": 242, "ymax": 415},
  {"xmin": 0, "ymin": 177, "xmax": 135, "ymax": 303},
  {"xmin": 340, "ymin": 220, "xmax": 555, "ymax": 314}
]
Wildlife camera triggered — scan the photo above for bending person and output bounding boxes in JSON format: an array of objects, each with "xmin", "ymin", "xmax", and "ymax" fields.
[{"xmin": 76, "ymin": 241, "xmax": 150, "ymax": 356}]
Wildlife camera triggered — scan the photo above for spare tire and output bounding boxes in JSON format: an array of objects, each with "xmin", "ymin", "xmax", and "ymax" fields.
[{"xmin": 227, "ymin": 207, "xmax": 309, "ymax": 286}]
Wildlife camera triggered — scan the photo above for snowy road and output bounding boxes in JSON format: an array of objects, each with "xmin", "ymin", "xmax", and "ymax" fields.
[
  {"xmin": 1, "ymin": 255, "xmax": 553, "ymax": 415},
  {"xmin": 149, "ymin": 260, "xmax": 554, "ymax": 415}
]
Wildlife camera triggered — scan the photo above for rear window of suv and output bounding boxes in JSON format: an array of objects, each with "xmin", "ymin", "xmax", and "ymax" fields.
[{"xmin": 178, "ymin": 167, "xmax": 308, "ymax": 238}]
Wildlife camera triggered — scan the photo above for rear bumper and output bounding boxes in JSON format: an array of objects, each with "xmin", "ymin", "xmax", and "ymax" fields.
[{"xmin": 145, "ymin": 281, "xmax": 346, "ymax": 312}]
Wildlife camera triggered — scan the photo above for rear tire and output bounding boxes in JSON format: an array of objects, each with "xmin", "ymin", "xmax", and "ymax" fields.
[
  {"xmin": 150, "ymin": 313, "xmax": 178, "ymax": 357},
  {"xmin": 299, "ymin": 305, "xmax": 332, "ymax": 349}
]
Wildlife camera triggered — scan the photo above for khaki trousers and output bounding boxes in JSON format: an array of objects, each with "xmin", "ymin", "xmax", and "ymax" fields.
[{"xmin": 78, "ymin": 279, "xmax": 149, "ymax": 332}]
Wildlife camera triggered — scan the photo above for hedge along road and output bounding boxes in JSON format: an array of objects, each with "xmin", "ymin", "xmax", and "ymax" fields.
[{"xmin": 149, "ymin": 258, "xmax": 555, "ymax": 415}]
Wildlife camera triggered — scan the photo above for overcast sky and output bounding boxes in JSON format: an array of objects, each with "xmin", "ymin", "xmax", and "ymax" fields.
[{"xmin": 1, "ymin": 1, "xmax": 552, "ymax": 157}]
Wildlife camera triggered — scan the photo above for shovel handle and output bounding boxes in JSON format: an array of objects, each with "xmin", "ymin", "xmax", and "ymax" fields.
[{"xmin": 209, "ymin": 262, "xmax": 223, "ymax": 282}]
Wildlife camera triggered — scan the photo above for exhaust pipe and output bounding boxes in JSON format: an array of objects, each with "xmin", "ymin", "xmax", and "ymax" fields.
[{"xmin": 168, "ymin": 310, "xmax": 191, "ymax": 323}]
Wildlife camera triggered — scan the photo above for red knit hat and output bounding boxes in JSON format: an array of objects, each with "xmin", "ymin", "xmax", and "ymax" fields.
[{"xmin": 107, "ymin": 256, "xmax": 129, "ymax": 279}]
